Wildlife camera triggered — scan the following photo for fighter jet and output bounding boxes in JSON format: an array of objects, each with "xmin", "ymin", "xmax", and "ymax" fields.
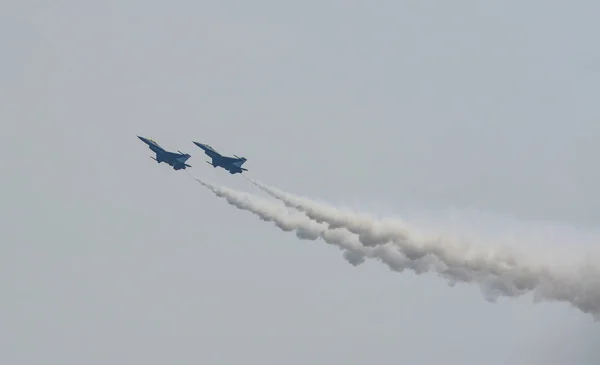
[
  {"xmin": 192, "ymin": 141, "xmax": 248, "ymax": 174},
  {"xmin": 138, "ymin": 136, "xmax": 191, "ymax": 170}
]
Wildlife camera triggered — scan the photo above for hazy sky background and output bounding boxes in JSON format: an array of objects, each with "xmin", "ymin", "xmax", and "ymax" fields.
[{"xmin": 3, "ymin": 1, "xmax": 600, "ymax": 364}]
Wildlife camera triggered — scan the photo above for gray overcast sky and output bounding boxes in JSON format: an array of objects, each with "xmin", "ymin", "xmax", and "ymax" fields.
[{"xmin": 3, "ymin": 1, "xmax": 600, "ymax": 364}]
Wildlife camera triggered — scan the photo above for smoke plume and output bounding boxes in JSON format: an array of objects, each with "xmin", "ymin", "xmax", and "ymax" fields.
[
  {"xmin": 198, "ymin": 178, "xmax": 600, "ymax": 320},
  {"xmin": 247, "ymin": 178, "xmax": 543, "ymax": 282}
]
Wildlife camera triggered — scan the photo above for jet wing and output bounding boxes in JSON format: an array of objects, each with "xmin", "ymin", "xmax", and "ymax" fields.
[
  {"xmin": 162, "ymin": 151, "xmax": 181, "ymax": 158},
  {"xmin": 162, "ymin": 151, "xmax": 190, "ymax": 161},
  {"xmin": 219, "ymin": 155, "xmax": 240, "ymax": 164}
]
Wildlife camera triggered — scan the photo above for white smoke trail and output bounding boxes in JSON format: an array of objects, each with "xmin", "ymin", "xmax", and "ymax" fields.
[
  {"xmin": 246, "ymin": 177, "xmax": 427, "ymax": 245},
  {"xmin": 196, "ymin": 178, "xmax": 412, "ymax": 268},
  {"xmin": 246, "ymin": 178, "xmax": 539, "ymax": 283},
  {"xmin": 200, "ymin": 178, "xmax": 600, "ymax": 319}
]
